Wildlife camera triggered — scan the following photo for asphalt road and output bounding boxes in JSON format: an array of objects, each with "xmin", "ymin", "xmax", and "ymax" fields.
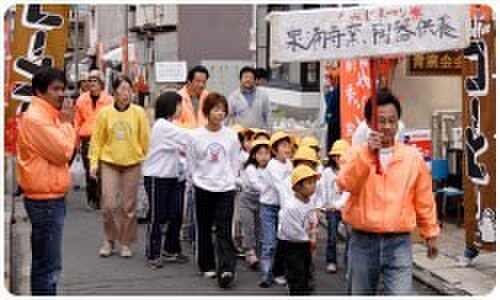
[{"xmin": 56, "ymin": 189, "xmax": 439, "ymax": 296}]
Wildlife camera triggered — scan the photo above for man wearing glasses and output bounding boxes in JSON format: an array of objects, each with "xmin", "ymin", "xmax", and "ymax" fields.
[{"xmin": 74, "ymin": 69, "xmax": 113, "ymax": 210}]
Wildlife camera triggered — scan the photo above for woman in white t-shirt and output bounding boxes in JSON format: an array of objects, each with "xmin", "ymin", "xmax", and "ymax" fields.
[{"xmin": 188, "ymin": 92, "xmax": 240, "ymax": 289}]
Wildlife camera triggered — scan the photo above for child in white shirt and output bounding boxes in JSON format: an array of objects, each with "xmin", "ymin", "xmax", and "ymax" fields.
[
  {"xmin": 259, "ymin": 131, "xmax": 293, "ymax": 288},
  {"xmin": 240, "ymin": 139, "xmax": 272, "ymax": 269},
  {"xmin": 321, "ymin": 139, "xmax": 351, "ymax": 274},
  {"xmin": 278, "ymin": 165, "xmax": 321, "ymax": 295}
]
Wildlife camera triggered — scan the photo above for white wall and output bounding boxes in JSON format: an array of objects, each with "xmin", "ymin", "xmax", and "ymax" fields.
[{"xmin": 391, "ymin": 58, "xmax": 463, "ymax": 129}]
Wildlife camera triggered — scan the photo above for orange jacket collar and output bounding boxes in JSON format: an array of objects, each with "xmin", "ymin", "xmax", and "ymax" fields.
[{"xmin": 32, "ymin": 96, "xmax": 60, "ymax": 119}]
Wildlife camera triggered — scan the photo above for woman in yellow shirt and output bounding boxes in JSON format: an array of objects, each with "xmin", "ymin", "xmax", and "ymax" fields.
[{"xmin": 89, "ymin": 75, "xmax": 150, "ymax": 258}]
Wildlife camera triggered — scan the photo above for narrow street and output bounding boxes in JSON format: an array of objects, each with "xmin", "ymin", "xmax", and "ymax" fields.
[{"xmin": 54, "ymin": 189, "xmax": 439, "ymax": 296}]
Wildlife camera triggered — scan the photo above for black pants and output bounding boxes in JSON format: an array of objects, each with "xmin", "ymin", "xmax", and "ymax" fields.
[
  {"xmin": 144, "ymin": 177, "xmax": 184, "ymax": 259},
  {"xmin": 81, "ymin": 138, "xmax": 101, "ymax": 208},
  {"xmin": 195, "ymin": 186, "xmax": 236, "ymax": 274},
  {"xmin": 273, "ymin": 239, "xmax": 286, "ymax": 277},
  {"xmin": 283, "ymin": 240, "xmax": 313, "ymax": 295}
]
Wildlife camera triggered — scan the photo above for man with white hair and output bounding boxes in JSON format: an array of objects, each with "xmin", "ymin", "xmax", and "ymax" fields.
[{"xmin": 74, "ymin": 69, "xmax": 114, "ymax": 210}]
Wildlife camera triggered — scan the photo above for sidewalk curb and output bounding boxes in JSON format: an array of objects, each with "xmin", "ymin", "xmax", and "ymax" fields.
[{"xmin": 412, "ymin": 263, "xmax": 471, "ymax": 296}]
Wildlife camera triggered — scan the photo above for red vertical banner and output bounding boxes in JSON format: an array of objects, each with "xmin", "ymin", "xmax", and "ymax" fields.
[
  {"xmin": 340, "ymin": 59, "xmax": 372, "ymax": 141},
  {"xmin": 122, "ymin": 37, "xmax": 128, "ymax": 76}
]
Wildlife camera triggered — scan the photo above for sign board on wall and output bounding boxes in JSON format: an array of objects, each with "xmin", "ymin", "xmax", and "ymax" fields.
[
  {"xmin": 408, "ymin": 50, "xmax": 463, "ymax": 76},
  {"xmin": 268, "ymin": 5, "xmax": 470, "ymax": 63},
  {"xmin": 5, "ymin": 4, "xmax": 70, "ymax": 154},
  {"xmin": 155, "ymin": 61, "xmax": 187, "ymax": 83},
  {"xmin": 402, "ymin": 129, "xmax": 432, "ymax": 168},
  {"xmin": 462, "ymin": 13, "xmax": 496, "ymax": 250}
]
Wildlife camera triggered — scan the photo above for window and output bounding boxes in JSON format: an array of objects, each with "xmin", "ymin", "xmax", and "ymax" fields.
[{"xmin": 261, "ymin": 4, "xmax": 321, "ymax": 92}]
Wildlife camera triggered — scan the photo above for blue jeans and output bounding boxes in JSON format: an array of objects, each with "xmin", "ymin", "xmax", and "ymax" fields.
[
  {"xmin": 259, "ymin": 203, "xmax": 280, "ymax": 283},
  {"xmin": 349, "ymin": 229, "xmax": 413, "ymax": 295},
  {"xmin": 24, "ymin": 197, "xmax": 66, "ymax": 295},
  {"xmin": 326, "ymin": 211, "xmax": 342, "ymax": 264}
]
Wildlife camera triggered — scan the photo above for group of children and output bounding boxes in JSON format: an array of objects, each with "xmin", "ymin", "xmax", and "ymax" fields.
[
  {"xmin": 142, "ymin": 90, "xmax": 351, "ymax": 294},
  {"xmin": 233, "ymin": 125, "xmax": 351, "ymax": 295}
]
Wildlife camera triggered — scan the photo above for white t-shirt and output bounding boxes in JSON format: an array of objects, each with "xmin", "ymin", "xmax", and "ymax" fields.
[
  {"xmin": 379, "ymin": 147, "xmax": 394, "ymax": 172},
  {"xmin": 143, "ymin": 118, "xmax": 191, "ymax": 178},
  {"xmin": 277, "ymin": 195, "xmax": 317, "ymax": 242},
  {"xmin": 189, "ymin": 126, "xmax": 241, "ymax": 192},
  {"xmin": 320, "ymin": 167, "xmax": 350, "ymax": 209},
  {"xmin": 261, "ymin": 158, "xmax": 293, "ymax": 206},
  {"xmin": 241, "ymin": 164, "xmax": 270, "ymax": 196}
]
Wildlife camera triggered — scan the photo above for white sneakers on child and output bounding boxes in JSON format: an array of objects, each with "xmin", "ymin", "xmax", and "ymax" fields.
[
  {"xmin": 274, "ymin": 276, "xmax": 287, "ymax": 285},
  {"xmin": 203, "ymin": 271, "xmax": 217, "ymax": 279},
  {"xmin": 326, "ymin": 263, "xmax": 337, "ymax": 274}
]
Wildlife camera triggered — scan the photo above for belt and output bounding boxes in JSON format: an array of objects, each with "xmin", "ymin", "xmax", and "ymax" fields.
[{"xmin": 352, "ymin": 229, "xmax": 410, "ymax": 239}]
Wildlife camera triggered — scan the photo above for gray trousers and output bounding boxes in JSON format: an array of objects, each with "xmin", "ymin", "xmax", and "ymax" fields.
[{"xmin": 239, "ymin": 191, "xmax": 261, "ymax": 251}]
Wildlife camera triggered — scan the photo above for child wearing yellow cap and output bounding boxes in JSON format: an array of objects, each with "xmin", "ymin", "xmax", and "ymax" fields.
[
  {"xmin": 277, "ymin": 165, "xmax": 321, "ymax": 295},
  {"xmin": 258, "ymin": 131, "xmax": 293, "ymax": 288},
  {"xmin": 252, "ymin": 128, "xmax": 271, "ymax": 141},
  {"xmin": 321, "ymin": 139, "xmax": 351, "ymax": 274},
  {"xmin": 240, "ymin": 140, "xmax": 272, "ymax": 269}
]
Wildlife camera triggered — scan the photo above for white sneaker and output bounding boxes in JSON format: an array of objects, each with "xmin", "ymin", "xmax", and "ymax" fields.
[
  {"xmin": 120, "ymin": 246, "xmax": 133, "ymax": 258},
  {"xmin": 99, "ymin": 241, "xmax": 114, "ymax": 257},
  {"xmin": 203, "ymin": 271, "xmax": 217, "ymax": 279},
  {"xmin": 274, "ymin": 276, "xmax": 287, "ymax": 285},
  {"xmin": 456, "ymin": 256, "xmax": 473, "ymax": 267}
]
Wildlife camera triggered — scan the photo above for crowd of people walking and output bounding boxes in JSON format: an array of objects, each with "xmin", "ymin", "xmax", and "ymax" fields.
[{"xmin": 16, "ymin": 64, "xmax": 440, "ymax": 296}]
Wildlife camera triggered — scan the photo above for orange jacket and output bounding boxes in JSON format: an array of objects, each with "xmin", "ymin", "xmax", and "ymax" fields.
[
  {"xmin": 74, "ymin": 91, "xmax": 113, "ymax": 138},
  {"xmin": 176, "ymin": 85, "xmax": 208, "ymax": 128},
  {"xmin": 16, "ymin": 96, "xmax": 76, "ymax": 200},
  {"xmin": 337, "ymin": 143, "xmax": 440, "ymax": 239}
]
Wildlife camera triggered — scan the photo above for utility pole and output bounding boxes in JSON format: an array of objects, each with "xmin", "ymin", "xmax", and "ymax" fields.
[
  {"xmin": 73, "ymin": 5, "xmax": 79, "ymax": 87},
  {"xmin": 122, "ymin": 4, "xmax": 129, "ymax": 76}
]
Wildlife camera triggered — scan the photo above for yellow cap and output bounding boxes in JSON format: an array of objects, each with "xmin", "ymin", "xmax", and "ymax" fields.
[
  {"xmin": 291, "ymin": 165, "xmax": 321, "ymax": 188},
  {"xmin": 292, "ymin": 146, "xmax": 319, "ymax": 163},
  {"xmin": 270, "ymin": 131, "xmax": 291, "ymax": 147},
  {"xmin": 253, "ymin": 128, "xmax": 271, "ymax": 140},
  {"xmin": 328, "ymin": 139, "xmax": 350, "ymax": 156},
  {"xmin": 300, "ymin": 136, "xmax": 320, "ymax": 150},
  {"xmin": 250, "ymin": 139, "xmax": 271, "ymax": 152},
  {"xmin": 290, "ymin": 134, "xmax": 301, "ymax": 147},
  {"xmin": 231, "ymin": 124, "xmax": 244, "ymax": 133}
]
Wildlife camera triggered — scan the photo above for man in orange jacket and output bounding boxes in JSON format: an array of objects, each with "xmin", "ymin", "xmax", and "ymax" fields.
[
  {"xmin": 337, "ymin": 89, "xmax": 440, "ymax": 295},
  {"xmin": 74, "ymin": 69, "xmax": 113, "ymax": 209},
  {"xmin": 176, "ymin": 65, "xmax": 209, "ymax": 129},
  {"xmin": 16, "ymin": 67, "xmax": 76, "ymax": 295}
]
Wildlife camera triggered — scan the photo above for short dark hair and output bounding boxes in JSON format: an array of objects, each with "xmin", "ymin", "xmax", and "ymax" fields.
[
  {"xmin": 32, "ymin": 67, "xmax": 66, "ymax": 96},
  {"xmin": 239, "ymin": 66, "xmax": 256, "ymax": 80},
  {"xmin": 202, "ymin": 92, "xmax": 228, "ymax": 117},
  {"xmin": 364, "ymin": 88, "xmax": 402, "ymax": 122},
  {"xmin": 155, "ymin": 91, "xmax": 182, "ymax": 120},
  {"xmin": 112, "ymin": 75, "xmax": 133, "ymax": 91},
  {"xmin": 187, "ymin": 65, "xmax": 209, "ymax": 82},
  {"xmin": 255, "ymin": 67, "xmax": 269, "ymax": 81}
]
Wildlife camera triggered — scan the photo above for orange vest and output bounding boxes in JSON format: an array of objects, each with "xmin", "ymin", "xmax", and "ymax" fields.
[
  {"xmin": 16, "ymin": 97, "xmax": 76, "ymax": 200},
  {"xmin": 74, "ymin": 91, "xmax": 114, "ymax": 138},
  {"xmin": 337, "ymin": 143, "xmax": 440, "ymax": 239},
  {"xmin": 176, "ymin": 85, "xmax": 208, "ymax": 129}
]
